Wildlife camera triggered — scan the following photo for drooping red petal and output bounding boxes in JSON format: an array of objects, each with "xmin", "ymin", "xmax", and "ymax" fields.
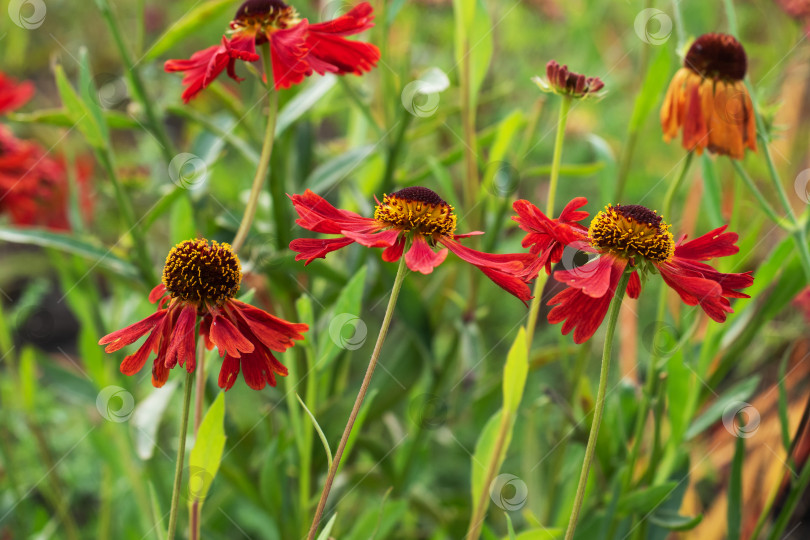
[
  {"xmin": 627, "ymin": 270, "xmax": 642, "ymax": 299},
  {"xmin": 673, "ymin": 225, "xmax": 740, "ymax": 260},
  {"xmin": 218, "ymin": 355, "xmax": 241, "ymax": 391},
  {"xmin": 228, "ymin": 300, "xmax": 308, "ymax": 353},
  {"xmin": 341, "ymin": 227, "xmax": 400, "ymax": 248},
  {"xmin": 119, "ymin": 323, "xmax": 161, "ymax": 376},
  {"xmin": 512, "ymin": 198, "xmax": 590, "ymax": 275},
  {"xmin": 269, "ymin": 23, "xmax": 312, "ymax": 90},
  {"xmin": 99, "ymin": 310, "xmax": 167, "ymax": 353},
  {"xmin": 208, "ymin": 313, "xmax": 255, "ymax": 358},
  {"xmin": 164, "ymin": 305, "xmax": 198, "ymax": 372},
  {"xmin": 305, "ymin": 3, "xmax": 379, "ymax": 77},
  {"xmin": 404, "ymin": 235, "xmax": 448, "ymax": 274},
  {"xmin": 547, "ymin": 256, "xmax": 628, "ymax": 343},
  {"xmin": 288, "ymin": 190, "xmax": 377, "ymax": 234},
  {"xmin": 552, "ymin": 255, "xmax": 616, "ymax": 298},
  {"xmin": 164, "ymin": 44, "xmax": 230, "ymax": 103},
  {"xmin": 557, "ymin": 197, "xmax": 590, "ymax": 223},
  {"xmin": 290, "ymin": 237, "xmax": 355, "ymax": 264},
  {"xmin": 149, "ymin": 283, "xmax": 167, "ymax": 303},
  {"xmin": 382, "ymin": 235, "xmax": 407, "ymax": 262},
  {"xmin": 477, "ymin": 266, "xmax": 533, "ymax": 304}
]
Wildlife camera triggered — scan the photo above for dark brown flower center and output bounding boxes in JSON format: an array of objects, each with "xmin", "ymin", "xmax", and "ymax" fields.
[
  {"xmin": 684, "ymin": 33, "xmax": 747, "ymax": 81},
  {"xmin": 162, "ymin": 239, "xmax": 242, "ymax": 307},
  {"xmin": 374, "ymin": 187, "xmax": 456, "ymax": 237},
  {"xmin": 588, "ymin": 204, "xmax": 674, "ymax": 262},
  {"xmin": 233, "ymin": 0, "xmax": 300, "ymax": 29}
]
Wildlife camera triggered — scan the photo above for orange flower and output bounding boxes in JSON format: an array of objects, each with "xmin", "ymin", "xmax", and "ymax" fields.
[{"xmin": 661, "ymin": 33, "xmax": 756, "ymax": 159}]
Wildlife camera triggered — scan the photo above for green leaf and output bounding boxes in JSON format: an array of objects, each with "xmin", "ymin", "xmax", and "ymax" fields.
[
  {"xmin": 453, "ymin": 0, "xmax": 493, "ymax": 109},
  {"xmin": 480, "ymin": 110, "xmax": 524, "ymax": 197},
  {"xmin": 78, "ymin": 47, "xmax": 110, "ymax": 142},
  {"xmin": 169, "ymin": 195, "xmax": 197, "ymax": 246},
  {"xmin": 316, "ymin": 514, "xmax": 338, "ymax": 540},
  {"xmin": 52, "ymin": 61, "xmax": 106, "ymax": 150},
  {"xmin": 276, "ymin": 75, "xmax": 337, "ymax": 136},
  {"xmin": 685, "ymin": 376, "xmax": 760, "ymax": 440},
  {"xmin": 20, "ymin": 347, "xmax": 37, "ymax": 414},
  {"xmin": 0, "ymin": 226, "xmax": 139, "ymax": 279},
  {"xmin": 296, "ymin": 393, "xmax": 332, "ymax": 471},
  {"xmin": 188, "ymin": 392, "xmax": 227, "ymax": 510},
  {"xmin": 316, "ymin": 265, "xmax": 368, "ymax": 369},
  {"xmin": 648, "ymin": 509, "xmax": 703, "ymax": 531},
  {"xmin": 505, "ymin": 514, "xmax": 517, "ymax": 540},
  {"xmin": 502, "ymin": 328, "xmax": 528, "ymax": 414},
  {"xmin": 8, "ymin": 108, "xmax": 140, "ymax": 129},
  {"xmin": 471, "ymin": 411, "xmax": 508, "ymax": 515},
  {"xmin": 143, "ymin": 0, "xmax": 235, "ymax": 62},
  {"xmin": 616, "ymin": 482, "xmax": 678, "ymax": 516},
  {"xmin": 629, "ymin": 46, "xmax": 670, "ymax": 131},
  {"xmin": 306, "ymin": 145, "xmax": 377, "ymax": 194}
]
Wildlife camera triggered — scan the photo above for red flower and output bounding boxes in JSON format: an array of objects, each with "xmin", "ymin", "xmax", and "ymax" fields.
[
  {"xmin": 533, "ymin": 60, "xmax": 605, "ymax": 99},
  {"xmin": 99, "ymin": 239, "xmax": 308, "ymax": 390},
  {"xmin": 513, "ymin": 199, "xmax": 754, "ymax": 343},
  {"xmin": 164, "ymin": 0, "xmax": 379, "ymax": 102},
  {"xmin": 289, "ymin": 187, "xmax": 537, "ymax": 303},
  {"xmin": 0, "ymin": 127, "xmax": 93, "ymax": 231},
  {"xmin": 0, "ymin": 72, "xmax": 34, "ymax": 114}
]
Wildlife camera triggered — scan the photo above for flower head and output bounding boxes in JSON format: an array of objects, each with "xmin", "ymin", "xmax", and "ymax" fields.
[
  {"xmin": 513, "ymin": 199, "xmax": 754, "ymax": 343},
  {"xmin": 661, "ymin": 33, "xmax": 756, "ymax": 159},
  {"xmin": 164, "ymin": 0, "xmax": 379, "ymax": 102},
  {"xmin": 290, "ymin": 187, "xmax": 537, "ymax": 303},
  {"xmin": 99, "ymin": 239, "xmax": 308, "ymax": 390},
  {"xmin": 533, "ymin": 60, "xmax": 605, "ymax": 99}
]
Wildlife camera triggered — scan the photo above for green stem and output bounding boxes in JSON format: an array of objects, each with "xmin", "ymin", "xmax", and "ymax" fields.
[
  {"xmin": 723, "ymin": 0, "xmax": 739, "ymax": 36},
  {"xmin": 766, "ymin": 445, "xmax": 810, "ymax": 540},
  {"xmin": 381, "ymin": 111, "xmax": 412, "ymax": 192},
  {"xmin": 524, "ymin": 96, "xmax": 571, "ymax": 350},
  {"xmin": 167, "ymin": 371, "xmax": 194, "ymax": 540},
  {"xmin": 97, "ymin": 0, "xmax": 174, "ymax": 163},
  {"xmin": 563, "ymin": 271, "xmax": 631, "ymax": 540},
  {"xmin": 661, "ymin": 152, "xmax": 693, "ymax": 220},
  {"xmin": 98, "ymin": 149, "xmax": 155, "ymax": 284},
  {"xmin": 671, "ymin": 0, "xmax": 686, "ymax": 51},
  {"xmin": 305, "ymin": 255, "xmax": 409, "ymax": 540},
  {"xmin": 231, "ymin": 48, "xmax": 278, "ymax": 253},
  {"xmin": 730, "ymin": 160, "xmax": 786, "ymax": 227}
]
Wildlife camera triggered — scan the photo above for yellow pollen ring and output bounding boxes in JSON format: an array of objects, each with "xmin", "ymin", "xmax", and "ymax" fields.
[
  {"xmin": 588, "ymin": 205, "xmax": 675, "ymax": 263},
  {"xmin": 162, "ymin": 239, "xmax": 242, "ymax": 307},
  {"xmin": 374, "ymin": 194, "xmax": 457, "ymax": 238}
]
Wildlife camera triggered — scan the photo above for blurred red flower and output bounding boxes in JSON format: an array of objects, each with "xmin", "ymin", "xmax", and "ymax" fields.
[
  {"xmin": 513, "ymin": 199, "xmax": 754, "ymax": 343},
  {"xmin": 290, "ymin": 187, "xmax": 537, "ymax": 303},
  {"xmin": 164, "ymin": 0, "xmax": 379, "ymax": 102}
]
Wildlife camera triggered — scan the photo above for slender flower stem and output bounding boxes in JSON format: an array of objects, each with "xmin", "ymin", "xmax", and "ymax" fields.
[
  {"xmin": 167, "ymin": 371, "xmax": 194, "ymax": 540},
  {"xmin": 232, "ymin": 48, "xmax": 279, "ymax": 253},
  {"xmin": 730, "ymin": 160, "xmax": 786, "ymax": 227},
  {"xmin": 306, "ymin": 256, "xmax": 409, "ymax": 540},
  {"xmin": 524, "ymin": 96, "xmax": 571, "ymax": 349},
  {"xmin": 563, "ymin": 271, "xmax": 631, "ymax": 540},
  {"xmin": 619, "ymin": 153, "xmax": 693, "ymax": 500}
]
